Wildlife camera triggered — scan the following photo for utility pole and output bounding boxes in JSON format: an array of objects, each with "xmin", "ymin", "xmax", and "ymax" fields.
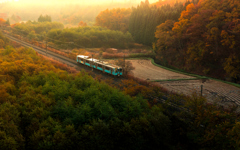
[{"xmin": 201, "ymin": 85, "xmax": 203, "ymax": 96}]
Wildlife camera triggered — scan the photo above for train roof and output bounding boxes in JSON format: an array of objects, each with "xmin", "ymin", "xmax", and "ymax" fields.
[
  {"xmin": 77, "ymin": 55, "xmax": 122, "ymax": 69},
  {"xmin": 77, "ymin": 55, "xmax": 89, "ymax": 59}
]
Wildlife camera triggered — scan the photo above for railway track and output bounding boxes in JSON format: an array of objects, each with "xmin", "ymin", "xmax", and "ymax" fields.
[
  {"xmin": 4, "ymin": 33, "xmax": 187, "ymax": 109},
  {"xmin": 3, "ymin": 33, "xmax": 123, "ymax": 80},
  {"xmin": 4, "ymin": 32, "xmax": 236, "ymax": 112},
  {"xmin": 4, "ymin": 33, "xmax": 78, "ymax": 67}
]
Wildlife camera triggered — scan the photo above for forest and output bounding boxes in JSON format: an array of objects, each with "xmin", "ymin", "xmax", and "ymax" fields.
[
  {"xmin": 1, "ymin": 0, "xmax": 239, "ymax": 79},
  {"xmin": 128, "ymin": 0, "xmax": 191, "ymax": 45},
  {"xmin": 154, "ymin": 0, "xmax": 240, "ymax": 80},
  {"xmin": 0, "ymin": 0, "xmax": 240, "ymax": 148},
  {"xmin": 1, "ymin": 30, "xmax": 240, "ymax": 149},
  {"xmin": 9, "ymin": 21, "xmax": 134, "ymax": 49},
  {"xmin": 46, "ymin": 26, "xmax": 134, "ymax": 49},
  {"xmin": 94, "ymin": 0, "xmax": 240, "ymax": 80}
]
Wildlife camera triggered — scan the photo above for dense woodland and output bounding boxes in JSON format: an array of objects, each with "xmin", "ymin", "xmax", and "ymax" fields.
[
  {"xmin": 95, "ymin": 0, "xmax": 240, "ymax": 80},
  {"xmin": 128, "ymin": 0, "xmax": 190, "ymax": 45},
  {"xmin": 11, "ymin": 21, "xmax": 64, "ymax": 36},
  {"xmin": 47, "ymin": 26, "xmax": 134, "ymax": 49},
  {"xmin": 95, "ymin": 8, "xmax": 132, "ymax": 33},
  {"xmin": 154, "ymin": 0, "xmax": 240, "ymax": 79},
  {"xmin": 9, "ymin": 21, "xmax": 134, "ymax": 49},
  {"xmin": 1, "ymin": 1, "xmax": 240, "ymax": 149},
  {"xmin": 2, "ymin": 0, "xmax": 240, "ymax": 80},
  {"xmin": 1, "ymin": 31, "xmax": 240, "ymax": 149}
]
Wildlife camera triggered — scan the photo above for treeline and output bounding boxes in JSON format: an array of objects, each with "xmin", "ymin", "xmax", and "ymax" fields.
[
  {"xmin": 9, "ymin": 21, "xmax": 134, "ymax": 49},
  {"xmin": 128, "ymin": 0, "xmax": 190, "ymax": 46},
  {"xmin": 154, "ymin": 0, "xmax": 240, "ymax": 79},
  {"xmin": 95, "ymin": 0, "xmax": 190, "ymax": 46},
  {"xmin": 12, "ymin": 21, "xmax": 64, "ymax": 38},
  {"xmin": 38, "ymin": 14, "xmax": 52, "ymax": 22},
  {"xmin": 0, "ymin": 34, "xmax": 240, "ymax": 149},
  {"xmin": 58, "ymin": 3, "xmax": 139, "ymax": 26},
  {"xmin": 9, "ymin": 21, "xmax": 63, "ymax": 44},
  {"xmin": 95, "ymin": 8, "xmax": 132, "ymax": 33},
  {"xmin": 47, "ymin": 26, "xmax": 134, "ymax": 49},
  {"xmin": 152, "ymin": 0, "xmax": 199, "ymax": 7}
]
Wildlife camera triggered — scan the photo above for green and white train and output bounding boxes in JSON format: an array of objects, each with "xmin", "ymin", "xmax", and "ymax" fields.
[{"xmin": 76, "ymin": 55, "xmax": 123, "ymax": 76}]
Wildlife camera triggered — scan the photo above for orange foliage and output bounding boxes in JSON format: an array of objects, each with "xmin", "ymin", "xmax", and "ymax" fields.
[
  {"xmin": 78, "ymin": 21, "xmax": 87, "ymax": 27},
  {"xmin": 95, "ymin": 8, "xmax": 131, "ymax": 32},
  {"xmin": 0, "ymin": 18, "xmax": 6, "ymax": 24},
  {"xmin": 39, "ymin": 55, "xmax": 79, "ymax": 74},
  {"xmin": 0, "ymin": 88, "xmax": 10, "ymax": 103},
  {"xmin": 11, "ymin": 23, "xmax": 21, "ymax": 28},
  {"xmin": 155, "ymin": 0, "xmax": 240, "ymax": 79},
  {"xmin": 102, "ymin": 52, "xmax": 128, "ymax": 59}
]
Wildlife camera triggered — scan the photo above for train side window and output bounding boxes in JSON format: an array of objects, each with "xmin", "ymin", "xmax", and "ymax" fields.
[
  {"xmin": 98, "ymin": 64, "xmax": 102, "ymax": 68},
  {"xmin": 86, "ymin": 60, "xmax": 89, "ymax": 63}
]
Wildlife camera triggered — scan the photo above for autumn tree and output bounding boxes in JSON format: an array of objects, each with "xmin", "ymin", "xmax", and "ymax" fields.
[
  {"xmin": 0, "ymin": 18, "xmax": 6, "ymax": 26},
  {"xmin": 78, "ymin": 21, "xmax": 87, "ymax": 27},
  {"xmin": 115, "ymin": 59, "xmax": 135, "ymax": 75},
  {"xmin": 95, "ymin": 8, "xmax": 132, "ymax": 33},
  {"xmin": 155, "ymin": 0, "xmax": 240, "ymax": 81},
  {"xmin": 27, "ymin": 31, "xmax": 37, "ymax": 43}
]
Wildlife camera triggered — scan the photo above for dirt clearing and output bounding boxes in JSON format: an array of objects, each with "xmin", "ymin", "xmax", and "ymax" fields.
[{"xmin": 129, "ymin": 59, "xmax": 240, "ymax": 105}]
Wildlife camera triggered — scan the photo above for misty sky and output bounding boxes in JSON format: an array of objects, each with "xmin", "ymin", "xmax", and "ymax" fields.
[{"xmin": 0, "ymin": 0, "xmax": 160, "ymax": 3}]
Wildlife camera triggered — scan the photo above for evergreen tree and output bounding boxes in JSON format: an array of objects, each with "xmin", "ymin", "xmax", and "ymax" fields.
[
  {"xmin": 128, "ymin": 0, "xmax": 188, "ymax": 46},
  {"xmin": 5, "ymin": 19, "xmax": 10, "ymax": 26},
  {"xmin": 38, "ymin": 14, "xmax": 52, "ymax": 22}
]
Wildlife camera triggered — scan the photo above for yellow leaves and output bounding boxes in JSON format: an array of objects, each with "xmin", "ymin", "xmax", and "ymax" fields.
[
  {"xmin": 172, "ymin": 19, "xmax": 189, "ymax": 33},
  {"xmin": 210, "ymin": 27, "xmax": 219, "ymax": 35},
  {"xmin": 179, "ymin": 3, "xmax": 197, "ymax": 20},
  {"xmin": 0, "ymin": 39, "xmax": 5, "ymax": 49},
  {"xmin": 220, "ymin": 30, "xmax": 235, "ymax": 48},
  {"xmin": 205, "ymin": 43, "xmax": 211, "ymax": 47},
  {"xmin": 223, "ymin": 55, "xmax": 240, "ymax": 78},
  {"xmin": 0, "ymin": 88, "xmax": 10, "ymax": 103}
]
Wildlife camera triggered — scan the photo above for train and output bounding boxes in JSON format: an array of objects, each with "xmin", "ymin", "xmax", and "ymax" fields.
[{"xmin": 76, "ymin": 55, "xmax": 123, "ymax": 76}]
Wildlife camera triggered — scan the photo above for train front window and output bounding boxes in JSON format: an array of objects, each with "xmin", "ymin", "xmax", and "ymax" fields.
[{"xmin": 118, "ymin": 68, "xmax": 122, "ymax": 72}]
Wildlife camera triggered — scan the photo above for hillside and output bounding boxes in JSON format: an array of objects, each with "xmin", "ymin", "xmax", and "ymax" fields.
[
  {"xmin": 154, "ymin": 0, "xmax": 240, "ymax": 80},
  {"xmin": 1, "ymin": 31, "xmax": 240, "ymax": 149}
]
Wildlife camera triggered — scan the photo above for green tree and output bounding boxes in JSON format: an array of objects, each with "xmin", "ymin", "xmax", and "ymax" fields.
[{"xmin": 38, "ymin": 14, "xmax": 52, "ymax": 22}]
